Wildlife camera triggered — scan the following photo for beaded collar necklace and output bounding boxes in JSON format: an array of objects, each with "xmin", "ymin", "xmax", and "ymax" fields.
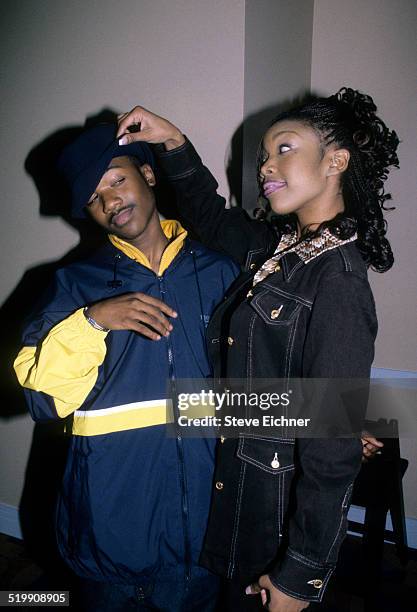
[{"xmin": 253, "ymin": 228, "xmax": 357, "ymax": 286}]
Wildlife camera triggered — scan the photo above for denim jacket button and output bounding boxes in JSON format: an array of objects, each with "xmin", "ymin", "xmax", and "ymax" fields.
[
  {"xmin": 227, "ymin": 336, "xmax": 234, "ymax": 346},
  {"xmin": 215, "ymin": 481, "xmax": 224, "ymax": 490},
  {"xmin": 270, "ymin": 306, "xmax": 283, "ymax": 320},
  {"xmin": 220, "ymin": 436, "xmax": 226, "ymax": 443},
  {"xmin": 307, "ymin": 579, "xmax": 323, "ymax": 589},
  {"xmin": 271, "ymin": 453, "xmax": 280, "ymax": 469},
  {"xmin": 250, "ymin": 263, "xmax": 256, "ymax": 270}
]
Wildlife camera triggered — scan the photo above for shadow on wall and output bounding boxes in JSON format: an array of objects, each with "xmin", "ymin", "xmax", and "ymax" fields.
[
  {"xmin": 0, "ymin": 108, "xmax": 117, "ymax": 574},
  {"xmin": 226, "ymin": 92, "xmax": 314, "ymax": 214}
]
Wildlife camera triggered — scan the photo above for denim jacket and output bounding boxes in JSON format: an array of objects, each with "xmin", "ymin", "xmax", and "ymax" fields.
[{"xmin": 156, "ymin": 139, "xmax": 377, "ymax": 603}]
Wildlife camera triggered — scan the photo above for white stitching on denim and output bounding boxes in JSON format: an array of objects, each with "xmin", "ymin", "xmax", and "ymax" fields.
[
  {"xmin": 286, "ymin": 260, "xmax": 305, "ymax": 281},
  {"xmin": 342, "ymin": 483, "xmax": 354, "ymax": 508},
  {"xmin": 245, "ymin": 247, "xmax": 265, "ymax": 268},
  {"xmin": 251, "ymin": 293, "xmax": 303, "ymax": 326},
  {"xmin": 227, "ymin": 459, "xmax": 246, "ymax": 578},
  {"xmin": 239, "ymin": 434, "xmax": 295, "ymax": 444},
  {"xmin": 268, "ymin": 576, "xmax": 321, "ymax": 602},
  {"xmin": 284, "ymin": 307, "xmax": 300, "ymax": 379},
  {"xmin": 260, "ymin": 284, "xmax": 313, "ymax": 307},
  {"xmin": 325, "ymin": 483, "xmax": 353, "ymax": 563},
  {"xmin": 238, "ymin": 453, "xmax": 295, "ymax": 474},
  {"xmin": 247, "ymin": 313, "xmax": 257, "ymax": 382},
  {"xmin": 338, "ymin": 247, "xmax": 352, "ymax": 272},
  {"xmin": 237, "ymin": 439, "xmax": 295, "ymax": 474},
  {"xmin": 158, "ymin": 141, "xmax": 189, "ymax": 157},
  {"xmin": 276, "ymin": 472, "xmax": 283, "ymax": 546},
  {"xmin": 168, "ymin": 167, "xmax": 198, "ymax": 180},
  {"xmin": 269, "ymin": 563, "xmax": 334, "ymax": 602},
  {"xmin": 286, "ymin": 548, "xmax": 325, "ymax": 569}
]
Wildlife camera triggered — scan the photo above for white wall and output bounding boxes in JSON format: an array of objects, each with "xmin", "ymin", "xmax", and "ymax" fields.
[
  {"xmin": 0, "ymin": 0, "xmax": 245, "ymax": 508},
  {"xmin": 242, "ymin": 0, "xmax": 314, "ymax": 210},
  {"xmin": 311, "ymin": 0, "xmax": 417, "ymax": 517}
]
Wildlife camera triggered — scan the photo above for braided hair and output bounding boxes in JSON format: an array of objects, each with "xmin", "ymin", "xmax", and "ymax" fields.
[{"xmin": 255, "ymin": 88, "xmax": 399, "ymax": 272}]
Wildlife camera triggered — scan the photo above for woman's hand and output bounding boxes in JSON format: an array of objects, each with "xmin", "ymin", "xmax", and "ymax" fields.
[
  {"xmin": 246, "ymin": 575, "xmax": 309, "ymax": 611},
  {"xmin": 117, "ymin": 106, "xmax": 185, "ymax": 150}
]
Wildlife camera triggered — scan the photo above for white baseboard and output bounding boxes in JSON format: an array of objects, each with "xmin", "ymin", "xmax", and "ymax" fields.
[{"xmin": 1, "ymin": 501, "xmax": 416, "ymax": 549}]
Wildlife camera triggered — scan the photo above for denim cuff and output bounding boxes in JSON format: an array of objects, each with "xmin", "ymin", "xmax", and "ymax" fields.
[
  {"xmin": 269, "ymin": 548, "xmax": 334, "ymax": 603},
  {"xmin": 154, "ymin": 138, "xmax": 201, "ymax": 180}
]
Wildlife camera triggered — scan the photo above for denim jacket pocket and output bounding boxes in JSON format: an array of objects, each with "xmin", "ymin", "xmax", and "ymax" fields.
[
  {"xmin": 237, "ymin": 436, "xmax": 295, "ymax": 475},
  {"xmin": 249, "ymin": 289, "xmax": 304, "ymax": 326},
  {"xmin": 233, "ymin": 436, "xmax": 296, "ymax": 565}
]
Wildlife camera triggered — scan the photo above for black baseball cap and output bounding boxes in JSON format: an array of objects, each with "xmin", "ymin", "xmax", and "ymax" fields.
[{"xmin": 58, "ymin": 123, "xmax": 154, "ymax": 218}]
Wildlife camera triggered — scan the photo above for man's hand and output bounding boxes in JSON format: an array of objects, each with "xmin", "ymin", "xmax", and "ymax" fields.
[
  {"xmin": 117, "ymin": 106, "xmax": 185, "ymax": 151},
  {"xmin": 86, "ymin": 292, "xmax": 177, "ymax": 341},
  {"xmin": 246, "ymin": 575, "xmax": 309, "ymax": 611},
  {"xmin": 361, "ymin": 432, "xmax": 384, "ymax": 462}
]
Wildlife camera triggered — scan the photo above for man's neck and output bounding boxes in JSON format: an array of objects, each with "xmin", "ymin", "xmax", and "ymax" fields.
[{"xmin": 129, "ymin": 217, "xmax": 169, "ymax": 274}]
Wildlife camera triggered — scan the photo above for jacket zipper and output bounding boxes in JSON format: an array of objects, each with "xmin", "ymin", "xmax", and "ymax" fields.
[{"xmin": 157, "ymin": 274, "xmax": 192, "ymax": 583}]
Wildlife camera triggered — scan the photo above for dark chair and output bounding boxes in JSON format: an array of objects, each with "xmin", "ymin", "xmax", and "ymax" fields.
[{"xmin": 349, "ymin": 418, "xmax": 409, "ymax": 578}]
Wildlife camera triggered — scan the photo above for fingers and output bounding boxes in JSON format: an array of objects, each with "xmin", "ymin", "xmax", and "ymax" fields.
[
  {"xmin": 245, "ymin": 583, "xmax": 262, "ymax": 595},
  {"xmin": 131, "ymin": 312, "xmax": 172, "ymax": 339},
  {"xmin": 87, "ymin": 293, "xmax": 177, "ymax": 339},
  {"xmin": 361, "ymin": 435, "xmax": 384, "ymax": 462},
  {"xmin": 117, "ymin": 106, "xmax": 147, "ymax": 139},
  {"xmin": 245, "ymin": 583, "xmax": 268, "ymax": 608},
  {"xmin": 118, "ymin": 129, "xmax": 154, "ymax": 146},
  {"xmin": 126, "ymin": 295, "xmax": 176, "ymax": 338},
  {"xmin": 134, "ymin": 292, "xmax": 177, "ymax": 318},
  {"xmin": 362, "ymin": 435, "xmax": 384, "ymax": 448},
  {"xmin": 116, "ymin": 105, "xmax": 185, "ymax": 149}
]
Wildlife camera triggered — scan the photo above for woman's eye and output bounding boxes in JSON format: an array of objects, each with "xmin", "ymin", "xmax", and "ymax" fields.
[
  {"xmin": 112, "ymin": 177, "xmax": 125, "ymax": 187},
  {"xmin": 278, "ymin": 144, "xmax": 291, "ymax": 154}
]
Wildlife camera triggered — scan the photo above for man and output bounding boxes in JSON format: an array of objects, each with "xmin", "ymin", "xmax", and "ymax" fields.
[{"xmin": 14, "ymin": 123, "xmax": 238, "ymax": 611}]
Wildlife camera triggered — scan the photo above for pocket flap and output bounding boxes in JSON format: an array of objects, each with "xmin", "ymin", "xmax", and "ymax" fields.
[
  {"xmin": 249, "ymin": 290, "xmax": 302, "ymax": 325},
  {"xmin": 237, "ymin": 436, "xmax": 295, "ymax": 474}
]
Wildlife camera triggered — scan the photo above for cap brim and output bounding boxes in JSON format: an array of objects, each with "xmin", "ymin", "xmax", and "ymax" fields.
[{"xmin": 71, "ymin": 139, "xmax": 154, "ymax": 218}]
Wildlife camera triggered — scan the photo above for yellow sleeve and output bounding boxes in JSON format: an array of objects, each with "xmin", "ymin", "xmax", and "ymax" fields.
[{"xmin": 14, "ymin": 308, "xmax": 108, "ymax": 418}]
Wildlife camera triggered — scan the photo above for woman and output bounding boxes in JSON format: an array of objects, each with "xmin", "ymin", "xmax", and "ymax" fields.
[{"xmin": 117, "ymin": 89, "xmax": 398, "ymax": 611}]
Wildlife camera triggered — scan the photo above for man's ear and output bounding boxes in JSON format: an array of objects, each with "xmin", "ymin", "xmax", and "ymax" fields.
[
  {"xmin": 140, "ymin": 163, "xmax": 156, "ymax": 186},
  {"xmin": 327, "ymin": 148, "xmax": 350, "ymax": 176}
]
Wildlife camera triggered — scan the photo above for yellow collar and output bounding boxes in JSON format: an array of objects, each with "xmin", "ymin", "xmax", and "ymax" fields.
[{"xmin": 108, "ymin": 220, "xmax": 188, "ymax": 276}]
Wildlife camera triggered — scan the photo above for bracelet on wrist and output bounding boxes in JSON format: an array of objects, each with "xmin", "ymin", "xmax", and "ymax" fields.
[{"xmin": 83, "ymin": 307, "xmax": 110, "ymax": 332}]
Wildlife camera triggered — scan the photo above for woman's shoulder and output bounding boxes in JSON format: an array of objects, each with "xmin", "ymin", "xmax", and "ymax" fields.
[{"xmin": 313, "ymin": 241, "xmax": 368, "ymax": 280}]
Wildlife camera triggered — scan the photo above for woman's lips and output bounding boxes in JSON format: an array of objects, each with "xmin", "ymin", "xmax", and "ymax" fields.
[
  {"xmin": 263, "ymin": 181, "xmax": 287, "ymax": 197},
  {"xmin": 111, "ymin": 206, "xmax": 134, "ymax": 227}
]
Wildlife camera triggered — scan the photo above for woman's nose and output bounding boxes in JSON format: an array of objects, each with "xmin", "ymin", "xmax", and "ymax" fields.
[{"xmin": 260, "ymin": 158, "xmax": 276, "ymax": 178}]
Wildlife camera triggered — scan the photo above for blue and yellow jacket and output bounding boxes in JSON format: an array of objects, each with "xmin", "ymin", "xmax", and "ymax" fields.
[{"xmin": 14, "ymin": 220, "xmax": 239, "ymax": 584}]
